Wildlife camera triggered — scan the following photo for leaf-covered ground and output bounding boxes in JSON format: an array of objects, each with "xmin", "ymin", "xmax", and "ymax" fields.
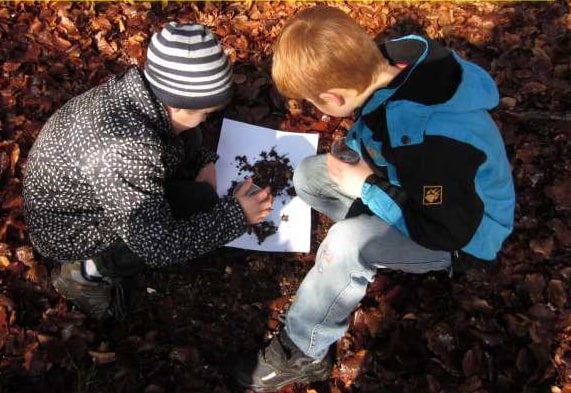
[{"xmin": 1, "ymin": 2, "xmax": 570, "ymax": 393}]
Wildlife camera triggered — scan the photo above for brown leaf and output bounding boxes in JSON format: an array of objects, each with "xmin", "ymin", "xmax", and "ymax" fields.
[
  {"xmin": 516, "ymin": 347, "xmax": 534, "ymax": 374},
  {"xmin": 0, "ymin": 295, "xmax": 15, "ymax": 312},
  {"xmin": 0, "ymin": 256, "xmax": 10, "ymax": 270},
  {"xmin": 15, "ymin": 246, "xmax": 35, "ymax": 267},
  {"xmin": 144, "ymin": 385, "xmax": 165, "ymax": 393},
  {"xmin": 546, "ymin": 179, "xmax": 571, "ymax": 210},
  {"xmin": 126, "ymin": 36, "xmax": 144, "ymax": 60},
  {"xmin": 233, "ymin": 73, "xmax": 247, "ymax": 85},
  {"xmin": 10, "ymin": 143, "xmax": 20, "ymax": 175},
  {"xmin": 459, "ymin": 294, "xmax": 494, "ymax": 313},
  {"xmin": 169, "ymin": 346, "xmax": 200, "ymax": 365},
  {"xmin": 91, "ymin": 15, "xmax": 113, "ymax": 32},
  {"xmin": 95, "ymin": 32, "xmax": 117, "ymax": 59},
  {"xmin": 2, "ymin": 194, "xmax": 23, "ymax": 210},
  {"xmin": 548, "ymin": 279, "xmax": 567, "ymax": 310},
  {"xmin": 521, "ymin": 82, "xmax": 547, "ymax": 95},
  {"xmin": 550, "ymin": 219, "xmax": 571, "ymax": 248},
  {"xmin": 506, "ymin": 313, "xmax": 532, "ymax": 337},
  {"xmin": 426, "ymin": 322, "xmax": 458, "ymax": 358},
  {"xmin": 468, "ymin": 328, "xmax": 504, "ymax": 347},
  {"xmin": 23, "ymin": 341, "xmax": 46, "ymax": 375},
  {"xmin": 25, "ymin": 265, "xmax": 48, "ymax": 284},
  {"xmin": 53, "ymin": 35, "xmax": 72, "ymax": 52},
  {"xmin": 88, "ymin": 350, "xmax": 116, "ymax": 364},
  {"xmin": 333, "ymin": 349, "xmax": 369, "ymax": 387},
  {"xmin": 529, "ymin": 237, "xmax": 554, "ymax": 258},
  {"xmin": 500, "ymin": 96, "xmax": 517, "ymax": 109},
  {"xmin": 267, "ymin": 295, "xmax": 289, "ymax": 311},
  {"xmin": 527, "ymin": 303, "xmax": 556, "ymax": 323},
  {"xmin": 462, "ymin": 347, "xmax": 483, "ymax": 377},
  {"xmin": 524, "ymin": 273, "xmax": 546, "ymax": 303},
  {"xmin": 2, "ymin": 62, "xmax": 21, "ymax": 72},
  {"xmin": 57, "ymin": 15, "xmax": 80, "ymax": 37},
  {"xmin": 352, "ymin": 308, "xmax": 369, "ymax": 341}
]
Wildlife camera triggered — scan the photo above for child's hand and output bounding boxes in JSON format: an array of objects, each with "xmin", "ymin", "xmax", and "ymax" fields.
[
  {"xmin": 234, "ymin": 178, "xmax": 273, "ymax": 225},
  {"xmin": 196, "ymin": 163, "xmax": 217, "ymax": 191},
  {"xmin": 327, "ymin": 153, "xmax": 373, "ymax": 198}
]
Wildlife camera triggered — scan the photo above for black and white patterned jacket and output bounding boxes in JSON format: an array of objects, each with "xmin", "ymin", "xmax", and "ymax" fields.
[{"xmin": 23, "ymin": 68, "xmax": 247, "ymax": 267}]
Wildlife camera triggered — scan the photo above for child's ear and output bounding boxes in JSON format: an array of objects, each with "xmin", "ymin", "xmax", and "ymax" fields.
[{"xmin": 318, "ymin": 91, "xmax": 345, "ymax": 107}]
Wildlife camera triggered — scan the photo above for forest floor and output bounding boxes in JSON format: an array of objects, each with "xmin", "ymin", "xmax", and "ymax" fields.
[{"xmin": 1, "ymin": 2, "xmax": 570, "ymax": 393}]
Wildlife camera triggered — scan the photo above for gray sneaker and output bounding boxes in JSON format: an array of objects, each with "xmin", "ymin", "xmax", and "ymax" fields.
[
  {"xmin": 51, "ymin": 261, "xmax": 127, "ymax": 320},
  {"xmin": 231, "ymin": 332, "xmax": 333, "ymax": 392}
]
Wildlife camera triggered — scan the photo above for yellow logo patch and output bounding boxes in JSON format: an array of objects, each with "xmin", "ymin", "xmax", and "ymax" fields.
[{"xmin": 423, "ymin": 186, "xmax": 443, "ymax": 205}]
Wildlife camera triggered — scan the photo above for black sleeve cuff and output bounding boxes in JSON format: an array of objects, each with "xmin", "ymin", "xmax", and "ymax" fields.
[{"xmin": 365, "ymin": 174, "xmax": 408, "ymax": 208}]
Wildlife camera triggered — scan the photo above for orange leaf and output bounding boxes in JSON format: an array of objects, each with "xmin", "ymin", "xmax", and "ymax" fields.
[
  {"xmin": 53, "ymin": 35, "xmax": 72, "ymax": 51},
  {"xmin": 95, "ymin": 32, "xmax": 117, "ymax": 59},
  {"xmin": 88, "ymin": 350, "xmax": 116, "ymax": 364},
  {"xmin": 0, "ymin": 294, "xmax": 15, "ymax": 312},
  {"xmin": 10, "ymin": 143, "xmax": 19, "ymax": 174},
  {"xmin": 0, "ymin": 256, "xmax": 10, "ymax": 270},
  {"xmin": 58, "ymin": 15, "xmax": 79, "ymax": 37},
  {"xmin": 2, "ymin": 62, "xmax": 21, "ymax": 72},
  {"xmin": 126, "ymin": 37, "xmax": 144, "ymax": 60},
  {"xmin": 2, "ymin": 195, "xmax": 23, "ymax": 210},
  {"xmin": 91, "ymin": 16, "xmax": 113, "ymax": 32},
  {"xmin": 16, "ymin": 246, "xmax": 36, "ymax": 267}
]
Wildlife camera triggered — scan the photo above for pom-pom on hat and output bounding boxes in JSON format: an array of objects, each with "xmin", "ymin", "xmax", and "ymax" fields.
[{"xmin": 144, "ymin": 22, "xmax": 233, "ymax": 110}]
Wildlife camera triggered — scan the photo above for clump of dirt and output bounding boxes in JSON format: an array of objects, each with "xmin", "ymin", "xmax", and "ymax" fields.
[
  {"xmin": 233, "ymin": 147, "xmax": 295, "ymax": 198},
  {"xmin": 227, "ymin": 147, "xmax": 295, "ymax": 244},
  {"xmin": 247, "ymin": 220, "xmax": 278, "ymax": 244}
]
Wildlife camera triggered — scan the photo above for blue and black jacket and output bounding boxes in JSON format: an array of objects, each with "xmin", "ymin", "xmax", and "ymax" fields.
[{"xmin": 347, "ymin": 35, "xmax": 515, "ymax": 261}]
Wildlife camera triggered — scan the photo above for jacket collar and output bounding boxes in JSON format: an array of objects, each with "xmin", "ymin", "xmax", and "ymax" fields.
[{"xmin": 356, "ymin": 35, "xmax": 461, "ymax": 118}]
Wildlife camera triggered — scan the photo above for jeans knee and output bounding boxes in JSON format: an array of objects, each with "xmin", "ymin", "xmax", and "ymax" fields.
[
  {"xmin": 293, "ymin": 156, "xmax": 312, "ymax": 191},
  {"xmin": 319, "ymin": 221, "xmax": 363, "ymax": 266}
]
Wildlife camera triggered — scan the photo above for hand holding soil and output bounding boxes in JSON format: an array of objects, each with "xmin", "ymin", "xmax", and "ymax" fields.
[{"xmin": 227, "ymin": 147, "xmax": 295, "ymax": 244}]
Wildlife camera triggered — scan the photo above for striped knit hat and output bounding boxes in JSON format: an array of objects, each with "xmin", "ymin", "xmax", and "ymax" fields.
[{"xmin": 144, "ymin": 22, "xmax": 233, "ymax": 109}]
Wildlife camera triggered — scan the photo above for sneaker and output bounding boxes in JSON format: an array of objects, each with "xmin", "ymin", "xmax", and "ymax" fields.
[
  {"xmin": 51, "ymin": 261, "xmax": 128, "ymax": 321},
  {"xmin": 231, "ymin": 332, "xmax": 333, "ymax": 392}
]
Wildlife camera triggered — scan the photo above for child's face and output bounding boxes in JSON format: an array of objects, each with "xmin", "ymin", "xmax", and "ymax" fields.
[{"xmin": 168, "ymin": 106, "xmax": 223, "ymax": 134}]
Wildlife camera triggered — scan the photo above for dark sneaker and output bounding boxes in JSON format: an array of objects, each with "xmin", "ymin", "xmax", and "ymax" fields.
[
  {"xmin": 51, "ymin": 261, "xmax": 129, "ymax": 321},
  {"xmin": 231, "ymin": 332, "xmax": 333, "ymax": 392}
]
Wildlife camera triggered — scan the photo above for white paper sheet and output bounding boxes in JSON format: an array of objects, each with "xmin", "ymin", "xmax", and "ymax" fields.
[{"xmin": 216, "ymin": 119, "xmax": 319, "ymax": 252}]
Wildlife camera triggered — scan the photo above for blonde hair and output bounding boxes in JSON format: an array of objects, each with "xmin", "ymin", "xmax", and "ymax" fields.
[{"xmin": 272, "ymin": 6, "xmax": 388, "ymax": 103}]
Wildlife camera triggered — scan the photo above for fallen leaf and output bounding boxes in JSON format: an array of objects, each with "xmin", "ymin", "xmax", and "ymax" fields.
[{"xmin": 88, "ymin": 350, "xmax": 116, "ymax": 364}]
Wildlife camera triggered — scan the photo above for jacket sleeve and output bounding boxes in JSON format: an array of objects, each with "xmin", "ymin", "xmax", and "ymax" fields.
[
  {"xmin": 83, "ymin": 138, "xmax": 247, "ymax": 268},
  {"xmin": 197, "ymin": 147, "xmax": 219, "ymax": 167},
  {"xmin": 361, "ymin": 177, "xmax": 409, "ymax": 236}
]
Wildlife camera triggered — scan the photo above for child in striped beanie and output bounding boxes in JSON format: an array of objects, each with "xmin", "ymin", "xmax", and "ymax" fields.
[{"xmin": 24, "ymin": 21, "xmax": 273, "ymax": 322}]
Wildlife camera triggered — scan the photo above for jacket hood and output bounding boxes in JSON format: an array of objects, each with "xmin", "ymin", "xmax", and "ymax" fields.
[
  {"xmin": 446, "ymin": 52, "xmax": 499, "ymax": 112},
  {"xmin": 362, "ymin": 35, "xmax": 499, "ymax": 115}
]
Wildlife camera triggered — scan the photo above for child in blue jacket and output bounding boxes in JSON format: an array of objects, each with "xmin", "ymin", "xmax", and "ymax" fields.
[{"xmin": 232, "ymin": 6, "xmax": 515, "ymax": 392}]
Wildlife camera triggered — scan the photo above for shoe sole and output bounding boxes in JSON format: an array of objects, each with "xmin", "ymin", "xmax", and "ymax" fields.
[{"xmin": 246, "ymin": 368, "xmax": 331, "ymax": 393}]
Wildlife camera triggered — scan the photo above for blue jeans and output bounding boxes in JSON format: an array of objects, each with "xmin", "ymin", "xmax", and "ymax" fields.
[{"xmin": 285, "ymin": 154, "xmax": 451, "ymax": 359}]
